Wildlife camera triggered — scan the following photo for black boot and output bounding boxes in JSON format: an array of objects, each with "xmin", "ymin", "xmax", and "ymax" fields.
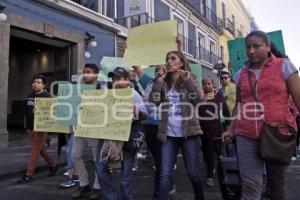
[
  {"xmin": 72, "ymin": 185, "xmax": 91, "ymax": 199},
  {"xmin": 89, "ymin": 189, "xmax": 101, "ymax": 200},
  {"xmin": 48, "ymin": 166, "xmax": 58, "ymax": 177},
  {"xmin": 17, "ymin": 173, "xmax": 33, "ymax": 184}
]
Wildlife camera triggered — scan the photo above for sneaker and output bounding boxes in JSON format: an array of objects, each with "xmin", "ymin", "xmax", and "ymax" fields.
[
  {"xmin": 89, "ymin": 189, "xmax": 101, "ymax": 200},
  {"xmin": 63, "ymin": 171, "xmax": 69, "ymax": 176},
  {"xmin": 168, "ymin": 184, "xmax": 176, "ymax": 195},
  {"xmin": 60, "ymin": 178, "xmax": 76, "ymax": 188},
  {"xmin": 72, "ymin": 175, "xmax": 79, "ymax": 182},
  {"xmin": 152, "ymin": 165, "xmax": 156, "ymax": 170},
  {"xmin": 132, "ymin": 165, "xmax": 139, "ymax": 171},
  {"xmin": 108, "ymin": 167, "xmax": 114, "ymax": 174},
  {"xmin": 72, "ymin": 185, "xmax": 91, "ymax": 199},
  {"xmin": 291, "ymin": 156, "xmax": 297, "ymax": 161},
  {"xmin": 48, "ymin": 166, "xmax": 58, "ymax": 177},
  {"xmin": 17, "ymin": 174, "xmax": 33, "ymax": 184},
  {"xmin": 137, "ymin": 152, "xmax": 146, "ymax": 159},
  {"xmin": 205, "ymin": 178, "xmax": 215, "ymax": 187},
  {"xmin": 264, "ymin": 183, "xmax": 270, "ymax": 197}
]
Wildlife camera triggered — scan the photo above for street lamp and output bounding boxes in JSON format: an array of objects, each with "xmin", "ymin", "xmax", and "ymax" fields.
[
  {"xmin": 84, "ymin": 51, "xmax": 91, "ymax": 58},
  {"xmin": 213, "ymin": 59, "xmax": 225, "ymax": 75},
  {"xmin": 0, "ymin": 5, "xmax": 7, "ymax": 22},
  {"xmin": 212, "ymin": 59, "xmax": 226, "ymax": 87},
  {"xmin": 212, "ymin": 69, "xmax": 218, "ymax": 74},
  {"xmin": 84, "ymin": 32, "xmax": 98, "ymax": 58},
  {"xmin": 90, "ymin": 40, "xmax": 97, "ymax": 47}
]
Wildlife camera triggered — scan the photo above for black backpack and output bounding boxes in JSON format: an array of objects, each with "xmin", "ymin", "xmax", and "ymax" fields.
[{"xmin": 123, "ymin": 120, "xmax": 145, "ymax": 152}]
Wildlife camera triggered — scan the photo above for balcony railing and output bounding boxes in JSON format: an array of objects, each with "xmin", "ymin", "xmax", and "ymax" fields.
[
  {"xmin": 200, "ymin": 3, "xmax": 224, "ymax": 31},
  {"xmin": 115, "ymin": 13, "xmax": 157, "ymax": 28},
  {"xmin": 235, "ymin": 30, "xmax": 243, "ymax": 38},
  {"xmin": 196, "ymin": 46, "xmax": 219, "ymax": 65},
  {"xmin": 71, "ymin": 0, "xmax": 98, "ymax": 12},
  {"xmin": 225, "ymin": 18, "xmax": 235, "ymax": 36},
  {"xmin": 180, "ymin": 0, "xmax": 223, "ymax": 33},
  {"xmin": 177, "ymin": 33, "xmax": 193, "ymax": 54}
]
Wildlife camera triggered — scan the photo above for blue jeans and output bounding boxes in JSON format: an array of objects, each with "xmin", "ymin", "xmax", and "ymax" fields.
[
  {"xmin": 95, "ymin": 140, "xmax": 136, "ymax": 200},
  {"xmin": 66, "ymin": 133, "xmax": 74, "ymax": 171},
  {"xmin": 158, "ymin": 136, "xmax": 205, "ymax": 200}
]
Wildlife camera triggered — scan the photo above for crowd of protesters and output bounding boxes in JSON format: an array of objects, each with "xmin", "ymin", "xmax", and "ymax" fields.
[{"xmin": 18, "ymin": 31, "xmax": 300, "ymax": 200}]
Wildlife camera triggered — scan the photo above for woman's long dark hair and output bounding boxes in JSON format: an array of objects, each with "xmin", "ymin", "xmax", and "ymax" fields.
[
  {"xmin": 164, "ymin": 51, "xmax": 190, "ymax": 90},
  {"xmin": 270, "ymin": 42, "xmax": 288, "ymax": 58},
  {"xmin": 245, "ymin": 31, "xmax": 288, "ymax": 58}
]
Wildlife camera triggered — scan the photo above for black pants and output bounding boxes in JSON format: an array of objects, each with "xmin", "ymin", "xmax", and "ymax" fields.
[
  {"xmin": 201, "ymin": 137, "xmax": 217, "ymax": 178},
  {"xmin": 293, "ymin": 124, "xmax": 300, "ymax": 157},
  {"xmin": 143, "ymin": 124, "xmax": 161, "ymax": 198},
  {"xmin": 297, "ymin": 124, "xmax": 300, "ymax": 147}
]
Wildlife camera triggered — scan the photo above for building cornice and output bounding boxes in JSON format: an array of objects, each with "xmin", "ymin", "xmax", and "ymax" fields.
[{"xmin": 175, "ymin": 0, "xmax": 223, "ymax": 35}]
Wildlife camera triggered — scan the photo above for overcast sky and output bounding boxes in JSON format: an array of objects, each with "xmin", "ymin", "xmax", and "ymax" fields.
[{"xmin": 242, "ymin": 0, "xmax": 300, "ymax": 69}]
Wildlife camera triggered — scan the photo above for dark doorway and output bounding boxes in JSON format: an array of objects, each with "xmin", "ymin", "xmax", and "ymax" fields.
[{"xmin": 7, "ymin": 29, "xmax": 72, "ymax": 145}]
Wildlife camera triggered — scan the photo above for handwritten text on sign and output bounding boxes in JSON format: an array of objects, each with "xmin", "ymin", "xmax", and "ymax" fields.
[
  {"xmin": 34, "ymin": 98, "xmax": 70, "ymax": 133},
  {"xmin": 75, "ymin": 89, "xmax": 133, "ymax": 141}
]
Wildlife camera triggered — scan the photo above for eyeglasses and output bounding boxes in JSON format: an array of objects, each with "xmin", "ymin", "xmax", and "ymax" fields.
[{"xmin": 220, "ymin": 77, "xmax": 229, "ymax": 80}]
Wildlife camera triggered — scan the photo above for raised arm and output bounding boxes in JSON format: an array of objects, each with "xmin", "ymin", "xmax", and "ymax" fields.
[{"xmin": 132, "ymin": 66, "xmax": 144, "ymax": 79}]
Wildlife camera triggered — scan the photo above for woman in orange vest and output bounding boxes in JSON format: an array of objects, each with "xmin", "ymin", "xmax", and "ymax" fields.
[{"xmin": 222, "ymin": 31, "xmax": 300, "ymax": 200}]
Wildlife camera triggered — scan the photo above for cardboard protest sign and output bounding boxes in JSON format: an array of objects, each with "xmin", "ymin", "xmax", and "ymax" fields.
[{"xmin": 75, "ymin": 89, "xmax": 133, "ymax": 141}]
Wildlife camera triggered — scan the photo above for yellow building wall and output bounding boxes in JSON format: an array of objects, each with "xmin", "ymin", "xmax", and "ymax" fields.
[
  {"xmin": 219, "ymin": 35, "xmax": 231, "ymax": 67},
  {"xmin": 216, "ymin": 0, "xmax": 253, "ymax": 68}
]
